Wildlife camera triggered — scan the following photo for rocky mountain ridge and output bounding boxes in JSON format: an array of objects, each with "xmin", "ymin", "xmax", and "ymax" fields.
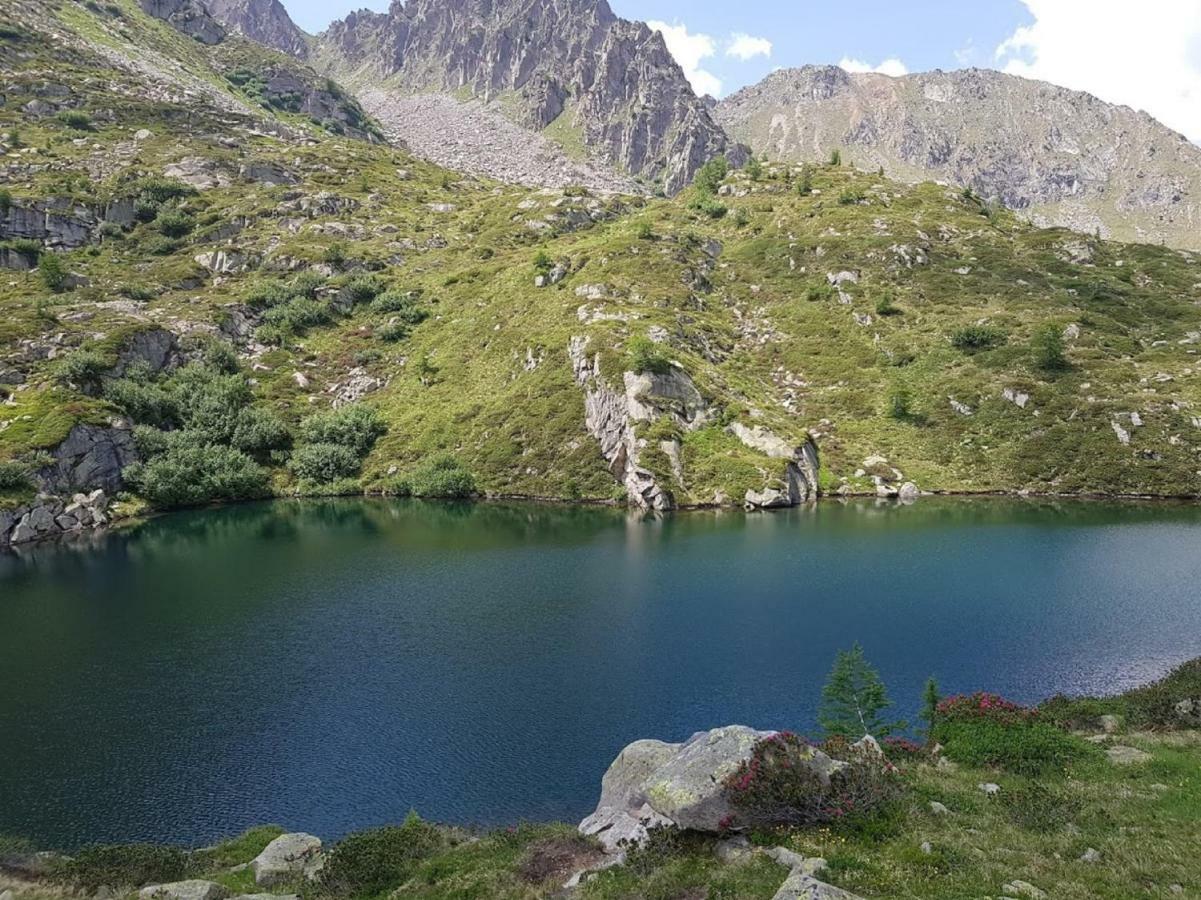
[
  {"xmin": 716, "ymin": 65, "xmax": 1201, "ymax": 250},
  {"xmin": 206, "ymin": 0, "xmax": 740, "ymax": 195}
]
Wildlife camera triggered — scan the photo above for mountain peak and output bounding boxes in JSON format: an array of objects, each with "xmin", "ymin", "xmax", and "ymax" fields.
[{"xmin": 200, "ymin": 0, "xmax": 309, "ymax": 57}]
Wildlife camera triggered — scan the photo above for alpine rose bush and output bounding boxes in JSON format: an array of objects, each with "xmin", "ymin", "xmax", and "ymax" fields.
[{"xmin": 723, "ymin": 732, "xmax": 901, "ymax": 830}]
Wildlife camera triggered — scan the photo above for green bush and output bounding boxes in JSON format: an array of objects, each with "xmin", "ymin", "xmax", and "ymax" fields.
[
  {"xmin": 257, "ymin": 297, "xmax": 334, "ymax": 342},
  {"xmin": 124, "ymin": 444, "xmax": 269, "ymax": 508},
  {"xmin": 371, "ymin": 289, "xmax": 422, "ymax": 313},
  {"xmin": 57, "ymin": 109, "xmax": 93, "ymax": 131},
  {"xmin": 1032, "ymin": 323, "xmax": 1068, "ymax": 371},
  {"xmin": 342, "ymin": 274, "xmax": 387, "ymax": 305},
  {"xmin": 62, "ymin": 844, "xmax": 193, "ymax": 890},
  {"xmin": 38, "ymin": 252, "xmax": 68, "ymax": 292},
  {"xmin": 56, "ymin": 349, "xmax": 110, "ymax": 393},
  {"xmin": 829, "ymin": 149, "xmax": 842, "ymax": 166},
  {"xmin": 0, "ymin": 461, "xmax": 32, "ymax": 492},
  {"xmin": 378, "ymin": 320, "xmax": 412, "ymax": 343},
  {"xmin": 951, "ymin": 324, "xmax": 1008, "ymax": 351},
  {"xmin": 105, "ymin": 377, "xmax": 179, "ymax": 428},
  {"xmin": 886, "ymin": 384, "xmax": 914, "ymax": 420},
  {"xmin": 404, "ymin": 454, "xmax": 476, "ymax": 499},
  {"xmin": 691, "ymin": 196, "xmax": 728, "ymax": 219},
  {"xmin": 319, "ymin": 813, "xmax": 447, "ymax": 897},
  {"xmin": 288, "ymin": 442, "xmax": 362, "ymax": 484},
  {"xmin": 839, "ymin": 188, "xmax": 866, "ymax": 205},
  {"xmin": 875, "ymin": 293, "xmax": 900, "ymax": 316},
  {"xmin": 931, "ymin": 694, "xmax": 1098, "ymax": 775},
  {"xmin": 693, "ymin": 155, "xmax": 729, "ymax": 195},
  {"xmin": 1115, "ymin": 657, "xmax": 1201, "ymax": 730},
  {"xmin": 129, "ymin": 177, "xmax": 196, "ymax": 205},
  {"xmin": 627, "ymin": 335, "xmax": 672, "ymax": 376},
  {"xmin": 156, "ymin": 209, "xmax": 194, "ymax": 238},
  {"xmin": 230, "ymin": 407, "xmax": 291, "ymax": 460},
  {"xmin": 300, "ymin": 405, "xmax": 386, "ymax": 457},
  {"xmin": 725, "ymin": 733, "xmax": 902, "ymax": 830}
]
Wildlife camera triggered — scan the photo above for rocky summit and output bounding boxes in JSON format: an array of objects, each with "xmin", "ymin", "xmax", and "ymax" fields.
[
  {"xmin": 294, "ymin": 0, "xmax": 738, "ymax": 195},
  {"xmin": 716, "ymin": 65, "xmax": 1201, "ymax": 251},
  {"xmin": 200, "ymin": 0, "xmax": 310, "ymax": 57}
]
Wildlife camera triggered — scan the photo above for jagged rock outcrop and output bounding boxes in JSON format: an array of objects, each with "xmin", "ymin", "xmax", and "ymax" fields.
[
  {"xmin": 315, "ymin": 0, "xmax": 738, "ymax": 194},
  {"xmin": 140, "ymin": 0, "xmax": 227, "ymax": 45},
  {"xmin": 716, "ymin": 65, "xmax": 1201, "ymax": 250},
  {"xmin": 728, "ymin": 422, "xmax": 820, "ymax": 508},
  {"xmin": 1, "ymin": 490, "xmax": 113, "ymax": 549},
  {"xmin": 0, "ymin": 200, "xmax": 98, "ymax": 249},
  {"xmin": 200, "ymin": 0, "xmax": 309, "ymax": 57}
]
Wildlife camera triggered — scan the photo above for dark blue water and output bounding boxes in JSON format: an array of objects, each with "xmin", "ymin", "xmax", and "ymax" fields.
[{"xmin": 3, "ymin": 498, "xmax": 1201, "ymax": 849}]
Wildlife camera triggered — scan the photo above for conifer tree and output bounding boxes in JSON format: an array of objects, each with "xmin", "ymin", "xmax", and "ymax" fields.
[{"xmin": 818, "ymin": 643, "xmax": 904, "ymax": 738}]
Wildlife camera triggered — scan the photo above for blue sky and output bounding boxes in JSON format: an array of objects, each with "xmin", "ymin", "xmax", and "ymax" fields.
[{"xmin": 278, "ymin": 1, "xmax": 1201, "ymax": 142}]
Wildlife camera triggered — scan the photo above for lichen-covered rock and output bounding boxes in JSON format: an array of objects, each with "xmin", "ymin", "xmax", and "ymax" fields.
[
  {"xmin": 138, "ymin": 881, "xmax": 229, "ymax": 900},
  {"xmin": 582, "ymin": 725, "xmax": 846, "ymax": 851},
  {"xmin": 250, "ymin": 833, "xmax": 323, "ymax": 887},
  {"xmin": 140, "ymin": 0, "xmax": 226, "ymax": 44}
]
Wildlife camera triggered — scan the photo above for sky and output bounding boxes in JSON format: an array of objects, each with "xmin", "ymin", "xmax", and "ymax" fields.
[{"xmin": 279, "ymin": 0, "xmax": 1201, "ymax": 143}]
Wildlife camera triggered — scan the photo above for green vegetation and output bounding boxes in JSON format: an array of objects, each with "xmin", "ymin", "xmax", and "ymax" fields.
[
  {"xmin": 37, "ymin": 253, "xmax": 67, "ymax": 292},
  {"xmin": 626, "ymin": 334, "xmax": 672, "ymax": 376},
  {"xmin": 819, "ymin": 643, "xmax": 905, "ymax": 738}
]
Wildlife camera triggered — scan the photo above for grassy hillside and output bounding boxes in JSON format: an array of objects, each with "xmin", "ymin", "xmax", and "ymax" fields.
[{"xmin": 1, "ymin": 0, "xmax": 1200, "ymax": 519}]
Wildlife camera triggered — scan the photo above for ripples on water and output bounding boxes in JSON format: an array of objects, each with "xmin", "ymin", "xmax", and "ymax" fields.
[{"xmin": 2, "ymin": 497, "xmax": 1200, "ymax": 848}]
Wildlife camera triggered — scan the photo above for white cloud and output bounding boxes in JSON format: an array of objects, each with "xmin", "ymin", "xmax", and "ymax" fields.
[
  {"xmin": 996, "ymin": 1, "xmax": 1201, "ymax": 142},
  {"xmin": 648, "ymin": 20, "xmax": 722, "ymax": 97},
  {"xmin": 839, "ymin": 57, "xmax": 909, "ymax": 77},
  {"xmin": 727, "ymin": 32, "xmax": 773, "ymax": 61},
  {"xmin": 953, "ymin": 39, "xmax": 978, "ymax": 67}
]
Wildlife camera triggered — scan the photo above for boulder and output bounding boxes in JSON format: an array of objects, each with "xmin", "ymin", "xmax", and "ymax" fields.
[
  {"xmin": 138, "ymin": 881, "xmax": 228, "ymax": 900},
  {"xmin": 773, "ymin": 871, "xmax": 864, "ymax": 899},
  {"xmin": 581, "ymin": 726, "xmax": 846, "ymax": 851},
  {"xmin": 139, "ymin": 0, "xmax": 225, "ymax": 43},
  {"xmin": 37, "ymin": 423, "xmax": 138, "ymax": 495},
  {"xmin": 250, "ymin": 833, "xmax": 323, "ymax": 887},
  {"xmin": 1106, "ymin": 745, "xmax": 1152, "ymax": 766}
]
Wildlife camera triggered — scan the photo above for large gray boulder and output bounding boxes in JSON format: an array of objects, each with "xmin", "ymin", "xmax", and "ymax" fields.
[
  {"xmin": 581, "ymin": 726, "xmax": 847, "ymax": 852},
  {"xmin": 250, "ymin": 833, "xmax": 323, "ymax": 887},
  {"xmin": 37, "ymin": 423, "xmax": 138, "ymax": 496},
  {"xmin": 139, "ymin": 881, "xmax": 228, "ymax": 900}
]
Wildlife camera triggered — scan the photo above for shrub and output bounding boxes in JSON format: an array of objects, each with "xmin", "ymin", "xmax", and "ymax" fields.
[
  {"xmin": 125, "ymin": 444, "xmax": 269, "ymax": 508},
  {"xmin": 725, "ymin": 733, "xmax": 902, "ymax": 830},
  {"xmin": 533, "ymin": 250, "xmax": 553, "ymax": 274},
  {"xmin": 1114, "ymin": 657, "xmax": 1201, "ymax": 730},
  {"xmin": 0, "ymin": 188, "xmax": 10, "ymax": 214},
  {"xmin": 58, "ymin": 110, "xmax": 93, "ymax": 131},
  {"xmin": 258, "ymin": 297, "xmax": 334, "ymax": 342},
  {"xmin": 875, "ymin": 292, "xmax": 900, "ymax": 316},
  {"xmin": 951, "ymin": 324, "xmax": 1008, "ymax": 351},
  {"xmin": 819, "ymin": 643, "xmax": 905, "ymax": 739},
  {"xmin": 156, "ymin": 209, "xmax": 194, "ymax": 238},
  {"xmin": 627, "ymin": 335, "xmax": 672, "ymax": 376},
  {"xmin": 797, "ymin": 165, "xmax": 814, "ymax": 196},
  {"xmin": 691, "ymin": 196, "xmax": 728, "ymax": 219},
  {"xmin": 300, "ymin": 405, "xmax": 386, "ymax": 457},
  {"xmin": 829, "ymin": 149, "xmax": 842, "ymax": 166},
  {"xmin": 378, "ymin": 320, "xmax": 411, "ymax": 343},
  {"xmin": 56, "ymin": 349, "xmax": 110, "ymax": 393},
  {"xmin": 886, "ymin": 384, "xmax": 914, "ymax": 421},
  {"xmin": 105, "ymin": 377, "xmax": 180, "ymax": 428},
  {"xmin": 693, "ymin": 155, "xmax": 729, "ymax": 195},
  {"xmin": 839, "ymin": 188, "xmax": 866, "ymax": 205},
  {"xmin": 230, "ymin": 406, "xmax": 291, "ymax": 459},
  {"xmin": 1032, "ymin": 323, "xmax": 1068, "ymax": 371},
  {"xmin": 0, "ymin": 461, "xmax": 32, "ymax": 492},
  {"xmin": 745, "ymin": 156, "xmax": 764, "ymax": 181},
  {"xmin": 931, "ymin": 693, "xmax": 1097, "ymax": 775},
  {"xmin": 62, "ymin": 844, "xmax": 193, "ymax": 890},
  {"xmin": 129, "ymin": 177, "xmax": 195, "ymax": 205},
  {"xmin": 635, "ymin": 220, "xmax": 654, "ymax": 240},
  {"xmin": 405, "ymin": 454, "xmax": 476, "ymax": 499},
  {"xmin": 322, "ymin": 243, "xmax": 348, "ymax": 268},
  {"xmin": 371, "ymin": 289, "xmax": 421, "ymax": 313},
  {"xmin": 38, "ymin": 252, "xmax": 68, "ymax": 292},
  {"xmin": 289, "ymin": 442, "xmax": 362, "ymax": 484},
  {"xmin": 319, "ymin": 813, "xmax": 446, "ymax": 897},
  {"xmin": 342, "ymin": 274, "xmax": 387, "ymax": 305}
]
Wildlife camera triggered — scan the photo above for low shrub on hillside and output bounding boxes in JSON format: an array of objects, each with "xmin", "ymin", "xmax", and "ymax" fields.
[
  {"xmin": 61, "ymin": 843, "xmax": 193, "ymax": 890},
  {"xmin": 724, "ymin": 733, "xmax": 902, "ymax": 832},
  {"xmin": 627, "ymin": 335, "xmax": 672, "ymax": 376},
  {"xmin": 38, "ymin": 252, "xmax": 68, "ymax": 292},
  {"xmin": 288, "ymin": 442, "xmax": 361, "ymax": 484},
  {"xmin": 951, "ymin": 324, "xmax": 1008, "ymax": 351},
  {"xmin": 124, "ymin": 442, "xmax": 270, "ymax": 508},
  {"xmin": 403, "ymin": 454, "xmax": 476, "ymax": 499},
  {"xmin": 999, "ymin": 780, "xmax": 1082, "ymax": 833},
  {"xmin": 319, "ymin": 813, "xmax": 447, "ymax": 897},
  {"xmin": 931, "ymin": 693, "xmax": 1098, "ymax": 775},
  {"xmin": 299, "ymin": 405, "xmax": 386, "ymax": 458},
  {"xmin": 55, "ymin": 349, "xmax": 111, "ymax": 394},
  {"xmin": 1046, "ymin": 658, "xmax": 1201, "ymax": 732},
  {"xmin": 0, "ymin": 460, "xmax": 33, "ymax": 492}
]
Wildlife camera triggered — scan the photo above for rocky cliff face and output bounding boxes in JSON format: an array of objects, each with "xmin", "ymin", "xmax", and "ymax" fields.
[
  {"xmin": 200, "ymin": 0, "xmax": 310, "ymax": 57},
  {"xmin": 716, "ymin": 66, "xmax": 1201, "ymax": 250},
  {"xmin": 313, "ymin": 0, "xmax": 738, "ymax": 194}
]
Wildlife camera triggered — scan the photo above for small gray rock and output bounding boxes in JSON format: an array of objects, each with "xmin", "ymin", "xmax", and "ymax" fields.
[
  {"xmin": 138, "ymin": 881, "xmax": 229, "ymax": 900},
  {"xmin": 979, "ymin": 782, "xmax": 1001, "ymax": 796},
  {"xmin": 1106, "ymin": 745, "xmax": 1152, "ymax": 766},
  {"xmin": 929, "ymin": 801, "xmax": 950, "ymax": 816},
  {"xmin": 1080, "ymin": 847, "xmax": 1102, "ymax": 864}
]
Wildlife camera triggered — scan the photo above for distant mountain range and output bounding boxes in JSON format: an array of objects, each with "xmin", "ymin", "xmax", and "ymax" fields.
[{"xmin": 198, "ymin": 0, "xmax": 1201, "ymax": 247}]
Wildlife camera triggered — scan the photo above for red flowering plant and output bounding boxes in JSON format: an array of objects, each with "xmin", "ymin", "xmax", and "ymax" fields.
[
  {"xmin": 723, "ymin": 732, "xmax": 902, "ymax": 830},
  {"xmin": 936, "ymin": 693, "xmax": 1038, "ymax": 725}
]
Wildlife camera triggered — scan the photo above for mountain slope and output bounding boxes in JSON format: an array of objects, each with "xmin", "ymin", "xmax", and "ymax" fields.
[
  {"xmin": 3, "ymin": 0, "xmax": 1201, "ymax": 549},
  {"xmin": 716, "ymin": 66, "xmax": 1201, "ymax": 250},
  {"xmin": 308, "ymin": 0, "xmax": 739, "ymax": 195}
]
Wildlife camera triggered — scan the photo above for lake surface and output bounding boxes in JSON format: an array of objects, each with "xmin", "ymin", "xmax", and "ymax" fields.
[{"xmin": 3, "ymin": 498, "xmax": 1201, "ymax": 849}]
